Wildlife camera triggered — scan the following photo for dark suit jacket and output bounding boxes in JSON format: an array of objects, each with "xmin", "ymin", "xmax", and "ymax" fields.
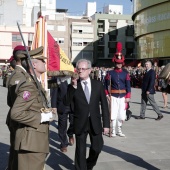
[
  {"xmin": 51, "ymin": 80, "xmax": 68, "ymax": 113},
  {"xmin": 64, "ymin": 79, "xmax": 110, "ymax": 135},
  {"xmin": 142, "ymin": 69, "xmax": 156, "ymax": 94}
]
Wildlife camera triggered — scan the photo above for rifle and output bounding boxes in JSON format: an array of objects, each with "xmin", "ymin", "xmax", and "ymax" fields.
[
  {"xmin": 16, "ymin": 22, "xmax": 49, "ymax": 110},
  {"xmin": 108, "ymin": 73, "xmax": 112, "ymax": 137}
]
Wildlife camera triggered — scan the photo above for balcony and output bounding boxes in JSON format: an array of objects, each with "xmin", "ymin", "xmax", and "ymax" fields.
[
  {"xmin": 97, "ymin": 28, "xmax": 104, "ymax": 33},
  {"xmin": 108, "ymin": 53, "xmax": 114, "ymax": 58},
  {"xmin": 108, "ymin": 42, "xmax": 117, "ymax": 48},
  {"xmin": 108, "ymin": 29, "xmax": 118, "ymax": 36},
  {"xmin": 126, "ymin": 29, "xmax": 134, "ymax": 36},
  {"xmin": 125, "ymin": 42, "xmax": 135, "ymax": 49},
  {"xmin": 97, "ymin": 53, "xmax": 105, "ymax": 58},
  {"xmin": 98, "ymin": 41, "xmax": 105, "ymax": 46}
]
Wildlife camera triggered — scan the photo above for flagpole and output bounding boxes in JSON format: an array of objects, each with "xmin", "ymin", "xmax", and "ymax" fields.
[{"xmin": 38, "ymin": 0, "xmax": 42, "ymax": 17}]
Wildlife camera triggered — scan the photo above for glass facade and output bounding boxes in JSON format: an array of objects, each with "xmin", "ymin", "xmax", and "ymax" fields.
[
  {"xmin": 138, "ymin": 31, "xmax": 170, "ymax": 59},
  {"xmin": 134, "ymin": 0, "xmax": 167, "ymax": 13},
  {"xmin": 133, "ymin": 0, "xmax": 170, "ymax": 59}
]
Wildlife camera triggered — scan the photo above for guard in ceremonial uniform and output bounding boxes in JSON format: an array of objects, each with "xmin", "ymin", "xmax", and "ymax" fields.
[
  {"xmin": 6, "ymin": 45, "xmax": 43, "ymax": 170},
  {"xmin": 104, "ymin": 42, "xmax": 131, "ymax": 137},
  {"xmin": 10, "ymin": 49, "xmax": 53, "ymax": 170}
]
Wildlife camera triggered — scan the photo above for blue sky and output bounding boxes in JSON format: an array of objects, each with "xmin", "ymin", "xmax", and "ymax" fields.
[{"xmin": 56, "ymin": 0, "xmax": 133, "ymax": 15}]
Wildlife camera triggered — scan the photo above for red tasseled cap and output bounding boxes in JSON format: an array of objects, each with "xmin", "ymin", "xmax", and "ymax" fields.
[
  {"xmin": 117, "ymin": 42, "xmax": 122, "ymax": 53},
  {"xmin": 112, "ymin": 42, "xmax": 125, "ymax": 64}
]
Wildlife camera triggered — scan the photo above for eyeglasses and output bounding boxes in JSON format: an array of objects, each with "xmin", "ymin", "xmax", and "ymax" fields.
[{"xmin": 77, "ymin": 68, "xmax": 89, "ymax": 71}]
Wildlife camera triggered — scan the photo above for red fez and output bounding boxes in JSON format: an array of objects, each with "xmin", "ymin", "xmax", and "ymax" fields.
[{"xmin": 112, "ymin": 42, "xmax": 125, "ymax": 64}]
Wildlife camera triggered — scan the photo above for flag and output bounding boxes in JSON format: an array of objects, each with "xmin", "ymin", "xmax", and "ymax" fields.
[
  {"xmin": 47, "ymin": 31, "xmax": 74, "ymax": 77},
  {"xmin": 31, "ymin": 16, "xmax": 74, "ymax": 89},
  {"xmin": 31, "ymin": 16, "xmax": 48, "ymax": 90}
]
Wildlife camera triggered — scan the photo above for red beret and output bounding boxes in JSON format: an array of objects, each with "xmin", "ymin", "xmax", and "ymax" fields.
[
  {"xmin": 8, "ymin": 56, "xmax": 14, "ymax": 62},
  {"xmin": 13, "ymin": 45, "xmax": 27, "ymax": 52}
]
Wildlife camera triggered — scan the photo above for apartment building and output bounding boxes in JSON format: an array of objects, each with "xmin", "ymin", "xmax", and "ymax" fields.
[
  {"xmin": 0, "ymin": 1, "xmax": 135, "ymax": 67},
  {"xmin": 93, "ymin": 12, "xmax": 135, "ymax": 67},
  {"xmin": 46, "ymin": 11, "xmax": 94, "ymax": 64},
  {"xmin": 69, "ymin": 18, "xmax": 94, "ymax": 64},
  {"xmin": 0, "ymin": 0, "xmax": 56, "ymax": 64}
]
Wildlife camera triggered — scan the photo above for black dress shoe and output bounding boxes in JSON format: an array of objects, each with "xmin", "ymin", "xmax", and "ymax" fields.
[
  {"xmin": 69, "ymin": 137, "xmax": 74, "ymax": 146},
  {"xmin": 135, "ymin": 116, "xmax": 145, "ymax": 119},
  {"xmin": 126, "ymin": 110, "xmax": 132, "ymax": 121},
  {"xmin": 155, "ymin": 115, "xmax": 163, "ymax": 121}
]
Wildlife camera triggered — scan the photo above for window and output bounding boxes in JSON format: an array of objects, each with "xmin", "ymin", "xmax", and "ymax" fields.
[
  {"xmin": 58, "ymin": 38, "xmax": 64, "ymax": 44},
  {"xmin": 72, "ymin": 38, "xmax": 93, "ymax": 46},
  {"xmin": 72, "ymin": 38, "xmax": 82, "ymax": 46},
  {"xmin": 82, "ymin": 51, "xmax": 93, "ymax": 61},
  {"xmin": 12, "ymin": 34, "xmax": 22, "ymax": 42},
  {"xmin": 72, "ymin": 25, "xmax": 82, "ymax": 34},
  {"xmin": 82, "ymin": 26, "xmax": 93, "ymax": 34},
  {"xmin": 99, "ymin": 37, "xmax": 104, "ymax": 42},
  {"xmin": 58, "ymin": 26, "xmax": 66, "ymax": 31},
  {"xmin": 83, "ymin": 38, "xmax": 93, "ymax": 46},
  {"xmin": 72, "ymin": 25, "xmax": 93, "ymax": 34},
  {"xmin": 109, "ymin": 35, "xmax": 117, "ymax": 41}
]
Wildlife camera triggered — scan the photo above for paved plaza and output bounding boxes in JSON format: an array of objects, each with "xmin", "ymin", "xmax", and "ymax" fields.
[{"xmin": 0, "ymin": 78, "xmax": 170, "ymax": 170}]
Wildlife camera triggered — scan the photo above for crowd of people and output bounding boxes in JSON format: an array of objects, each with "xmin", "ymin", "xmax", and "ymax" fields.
[
  {"xmin": 3, "ymin": 42, "xmax": 169, "ymax": 170},
  {"xmin": 89, "ymin": 63, "xmax": 165, "ymax": 89}
]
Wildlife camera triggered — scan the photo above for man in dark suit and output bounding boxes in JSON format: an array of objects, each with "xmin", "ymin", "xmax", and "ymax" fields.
[
  {"xmin": 51, "ymin": 76, "xmax": 74, "ymax": 153},
  {"xmin": 64, "ymin": 59, "xmax": 110, "ymax": 170},
  {"xmin": 136, "ymin": 60, "xmax": 163, "ymax": 120}
]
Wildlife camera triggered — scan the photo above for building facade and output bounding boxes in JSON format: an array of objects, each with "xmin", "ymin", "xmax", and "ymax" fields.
[
  {"xmin": 0, "ymin": 0, "xmax": 56, "ymax": 64},
  {"xmin": 93, "ymin": 13, "xmax": 135, "ymax": 66},
  {"xmin": 132, "ymin": 0, "xmax": 170, "ymax": 64},
  {"xmin": 0, "ymin": 26, "xmax": 34, "ymax": 63},
  {"xmin": 69, "ymin": 18, "xmax": 94, "ymax": 64},
  {"xmin": 0, "ymin": 1, "xmax": 135, "ymax": 67}
]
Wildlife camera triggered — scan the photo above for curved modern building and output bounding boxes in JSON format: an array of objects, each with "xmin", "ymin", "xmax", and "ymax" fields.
[{"xmin": 132, "ymin": 0, "xmax": 170, "ymax": 64}]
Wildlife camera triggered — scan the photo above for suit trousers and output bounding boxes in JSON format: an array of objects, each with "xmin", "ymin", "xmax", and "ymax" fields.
[
  {"xmin": 75, "ymin": 117, "xmax": 103, "ymax": 170},
  {"xmin": 18, "ymin": 150, "xmax": 46, "ymax": 170},
  {"xmin": 58, "ymin": 109, "xmax": 74, "ymax": 148},
  {"xmin": 140, "ymin": 93, "xmax": 162, "ymax": 117}
]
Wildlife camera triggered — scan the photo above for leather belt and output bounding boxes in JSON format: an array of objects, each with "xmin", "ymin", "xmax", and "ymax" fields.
[{"xmin": 111, "ymin": 89, "xmax": 126, "ymax": 94}]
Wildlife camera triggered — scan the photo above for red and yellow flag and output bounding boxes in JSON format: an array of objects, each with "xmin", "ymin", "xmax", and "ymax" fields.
[
  {"xmin": 31, "ymin": 16, "xmax": 74, "ymax": 89},
  {"xmin": 47, "ymin": 31, "xmax": 74, "ymax": 76}
]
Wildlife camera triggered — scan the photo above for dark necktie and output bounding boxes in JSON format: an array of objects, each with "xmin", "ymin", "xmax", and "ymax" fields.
[{"xmin": 83, "ymin": 81, "xmax": 90, "ymax": 103}]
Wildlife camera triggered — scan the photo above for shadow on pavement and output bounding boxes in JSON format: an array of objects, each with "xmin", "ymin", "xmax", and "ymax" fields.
[
  {"xmin": 130, "ymin": 102, "xmax": 141, "ymax": 105},
  {"xmin": 102, "ymin": 145, "xmax": 160, "ymax": 170},
  {"xmin": 46, "ymin": 121, "xmax": 75, "ymax": 170}
]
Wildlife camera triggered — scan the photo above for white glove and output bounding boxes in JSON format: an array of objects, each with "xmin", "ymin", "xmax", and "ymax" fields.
[{"xmin": 41, "ymin": 112, "xmax": 53, "ymax": 123}]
